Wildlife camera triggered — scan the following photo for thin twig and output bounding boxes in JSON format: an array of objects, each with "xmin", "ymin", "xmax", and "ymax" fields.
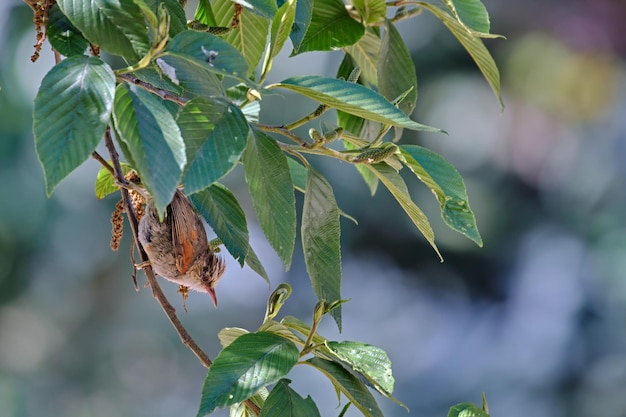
[
  {"xmin": 101, "ymin": 128, "xmax": 262, "ymax": 416},
  {"xmin": 117, "ymin": 73, "xmax": 189, "ymax": 106},
  {"xmin": 255, "ymin": 123, "xmax": 310, "ymax": 147},
  {"xmin": 92, "ymin": 151, "xmax": 114, "ymax": 175},
  {"xmin": 102, "ymin": 127, "xmax": 213, "ymax": 368}
]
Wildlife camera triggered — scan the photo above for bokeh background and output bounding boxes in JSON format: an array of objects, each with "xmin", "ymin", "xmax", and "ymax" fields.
[{"xmin": 2, "ymin": 0, "xmax": 626, "ymax": 416}]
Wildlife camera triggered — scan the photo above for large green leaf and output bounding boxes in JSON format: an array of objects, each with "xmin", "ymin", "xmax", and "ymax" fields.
[
  {"xmin": 112, "ymin": 83, "xmax": 185, "ymax": 216},
  {"xmin": 164, "ymin": 30, "xmax": 250, "ymax": 78},
  {"xmin": 352, "ymin": 0, "xmax": 386, "ymax": 24},
  {"xmin": 259, "ymin": 379, "xmax": 322, "ymax": 417},
  {"xmin": 304, "ymin": 357, "xmax": 383, "ymax": 417},
  {"xmin": 400, "ymin": 145, "xmax": 482, "ymax": 246},
  {"xmin": 420, "ymin": 3, "xmax": 502, "ymax": 108},
  {"xmin": 344, "ymin": 28, "xmax": 381, "ymax": 88},
  {"xmin": 244, "ymin": 243, "xmax": 271, "ymax": 284},
  {"xmin": 271, "ymin": 76, "xmax": 442, "ymax": 132},
  {"xmin": 233, "ymin": 0, "xmax": 278, "ymax": 19},
  {"xmin": 366, "ymin": 164, "xmax": 442, "ymax": 260},
  {"xmin": 213, "ymin": 0, "xmax": 270, "ymax": 74},
  {"xmin": 326, "ymin": 341, "xmax": 394, "ymax": 397},
  {"xmin": 179, "ymin": 98, "xmax": 250, "ymax": 194},
  {"xmin": 292, "ymin": 0, "xmax": 364, "ymax": 55},
  {"xmin": 57, "ymin": 0, "xmax": 150, "ymax": 61},
  {"xmin": 191, "ymin": 184, "xmax": 250, "ymax": 266},
  {"xmin": 243, "ymin": 129, "xmax": 296, "ymax": 269},
  {"xmin": 34, "ymin": 56, "xmax": 115, "ymax": 195},
  {"xmin": 155, "ymin": 55, "xmax": 225, "ymax": 98},
  {"xmin": 47, "ymin": 4, "xmax": 89, "ymax": 57},
  {"xmin": 448, "ymin": 403, "xmax": 490, "ymax": 417},
  {"xmin": 261, "ymin": 0, "xmax": 297, "ymax": 79},
  {"xmin": 378, "ymin": 20, "xmax": 417, "ymax": 115},
  {"xmin": 197, "ymin": 332, "xmax": 299, "ymax": 416},
  {"xmin": 441, "ymin": 0, "xmax": 491, "ymax": 36},
  {"xmin": 283, "ymin": 0, "xmax": 312, "ymax": 51},
  {"xmin": 301, "ymin": 169, "xmax": 342, "ymax": 330}
]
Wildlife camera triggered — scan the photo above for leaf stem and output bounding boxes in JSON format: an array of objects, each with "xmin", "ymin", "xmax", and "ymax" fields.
[
  {"xmin": 283, "ymin": 104, "xmax": 329, "ymax": 130},
  {"xmin": 255, "ymin": 123, "xmax": 310, "ymax": 147}
]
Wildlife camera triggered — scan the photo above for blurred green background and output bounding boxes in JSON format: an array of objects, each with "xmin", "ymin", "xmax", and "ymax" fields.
[{"xmin": 2, "ymin": 1, "xmax": 626, "ymax": 416}]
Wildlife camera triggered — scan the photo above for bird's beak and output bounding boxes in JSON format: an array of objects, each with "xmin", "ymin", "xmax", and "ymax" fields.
[{"xmin": 206, "ymin": 286, "xmax": 218, "ymax": 308}]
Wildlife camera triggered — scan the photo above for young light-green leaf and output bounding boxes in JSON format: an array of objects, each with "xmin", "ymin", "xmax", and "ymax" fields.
[
  {"xmin": 448, "ymin": 402, "xmax": 490, "ymax": 417},
  {"xmin": 352, "ymin": 0, "xmax": 386, "ymax": 24},
  {"xmin": 194, "ymin": 0, "xmax": 217, "ymax": 26},
  {"xmin": 366, "ymin": 163, "xmax": 442, "ymax": 260},
  {"xmin": 57, "ymin": 0, "xmax": 150, "ymax": 61},
  {"xmin": 304, "ymin": 357, "xmax": 384, "ymax": 417},
  {"xmin": 442, "ymin": 0, "xmax": 491, "ymax": 35},
  {"xmin": 34, "ymin": 56, "xmax": 115, "ymax": 196},
  {"xmin": 197, "ymin": 332, "xmax": 299, "ymax": 416},
  {"xmin": 400, "ymin": 145, "xmax": 482, "ymax": 246},
  {"xmin": 271, "ymin": 76, "xmax": 442, "ymax": 132},
  {"xmin": 378, "ymin": 20, "xmax": 417, "ymax": 116},
  {"xmin": 95, "ymin": 162, "xmax": 133, "ymax": 199},
  {"xmin": 144, "ymin": 0, "xmax": 187, "ymax": 36},
  {"xmin": 213, "ymin": 0, "xmax": 270, "ymax": 74},
  {"xmin": 301, "ymin": 169, "xmax": 342, "ymax": 330},
  {"xmin": 261, "ymin": 0, "xmax": 297, "ymax": 79},
  {"xmin": 325, "ymin": 341, "xmax": 395, "ymax": 397},
  {"xmin": 243, "ymin": 129, "xmax": 296, "ymax": 269},
  {"xmin": 420, "ymin": 3, "xmax": 503, "ymax": 108},
  {"xmin": 191, "ymin": 183, "xmax": 250, "ymax": 266},
  {"xmin": 180, "ymin": 98, "xmax": 250, "ymax": 194},
  {"xmin": 259, "ymin": 379, "xmax": 322, "ymax": 417},
  {"xmin": 112, "ymin": 83, "xmax": 185, "ymax": 216},
  {"xmin": 344, "ymin": 28, "xmax": 381, "ymax": 88},
  {"xmin": 292, "ymin": 0, "xmax": 364, "ymax": 55}
]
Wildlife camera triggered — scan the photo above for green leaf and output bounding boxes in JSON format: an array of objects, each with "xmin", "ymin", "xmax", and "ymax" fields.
[
  {"xmin": 286, "ymin": 157, "xmax": 307, "ymax": 192},
  {"xmin": 155, "ymin": 54, "xmax": 225, "ymax": 97},
  {"xmin": 191, "ymin": 184, "xmax": 250, "ymax": 266},
  {"xmin": 197, "ymin": 332, "xmax": 299, "ymax": 416},
  {"xmin": 301, "ymin": 169, "xmax": 342, "ymax": 330},
  {"xmin": 344, "ymin": 28, "xmax": 381, "ymax": 88},
  {"xmin": 213, "ymin": 0, "xmax": 270, "ymax": 74},
  {"xmin": 441, "ymin": 0, "xmax": 491, "ymax": 35},
  {"xmin": 261, "ymin": 0, "xmax": 297, "ymax": 79},
  {"xmin": 366, "ymin": 164, "xmax": 442, "ymax": 260},
  {"xmin": 271, "ymin": 76, "xmax": 442, "ymax": 132},
  {"xmin": 352, "ymin": 0, "xmax": 386, "ymax": 24},
  {"xmin": 47, "ymin": 4, "xmax": 89, "ymax": 57},
  {"xmin": 378, "ymin": 20, "xmax": 417, "ymax": 115},
  {"xmin": 194, "ymin": 0, "xmax": 217, "ymax": 26},
  {"xmin": 95, "ymin": 162, "xmax": 133, "ymax": 199},
  {"xmin": 179, "ymin": 98, "xmax": 250, "ymax": 194},
  {"xmin": 420, "ymin": 3, "xmax": 503, "ymax": 108},
  {"xmin": 234, "ymin": 0, "xmax": 278, "ymax": 19},
  {"xmin": 244, "ymin": 242, "xmax": 271, "ymax": 284},
  {"xmin": 144, "ymin": 0, "xmax": 187, "ymax": 36},
  {"xmin": 399, "ymin": 145, "xmax": 482, "ymax": 246},
  {"xmin": 325, "ymin": 341, "xmax": 394, "ymax": 397},
  {"xmin": 34, "ymin": 56, "xmax": 115, "ymax": 195},
  {"xmin": 218, "ymin": 327, "xmax": 249, "ymax": 348},
  {"xmin": 258, "ymin": 321, "xmax": 304, "ymax": 346},
  {"xmin": 304, "ymin": 357, "xmax": 383, "ymax": 417},
  {"xmin": 292, "ymin": 0, "xmax": 364, "ymax": 55},
  {"xmin": 165, "ymin": 30, "xmax": 250, "ymax": 78},
  {"xmin": 243, "ymin": 130, "xmax": 296, "ymax": 269},
  {"xmin": 112, "ymin": 83, "xmax": 185, "ymax": 216},
  {"xmin": 284, "ymin": 0, "xmax": 312, "ymax": 51},
  {"xmin": 260, "ymin": 379, "xmax": 322, "ymax": 417},
  {"xmin": 57, "ymin": 0, "xmax": 150, "ymax": 61},
  {"xmin": 448, "ymin": 403, "xmax": 490, "ymax": 417}
]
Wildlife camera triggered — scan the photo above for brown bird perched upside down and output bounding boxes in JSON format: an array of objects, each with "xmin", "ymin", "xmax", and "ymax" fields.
[{"xmin": 138, "ymin": 189, "xmax": 225, "ymax": 307}]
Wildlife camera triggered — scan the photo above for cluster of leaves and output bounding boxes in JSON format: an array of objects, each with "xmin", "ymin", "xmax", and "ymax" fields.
[{"xmin": 30, "ymin": 0, "xmax": 501, "ymax": 415}]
